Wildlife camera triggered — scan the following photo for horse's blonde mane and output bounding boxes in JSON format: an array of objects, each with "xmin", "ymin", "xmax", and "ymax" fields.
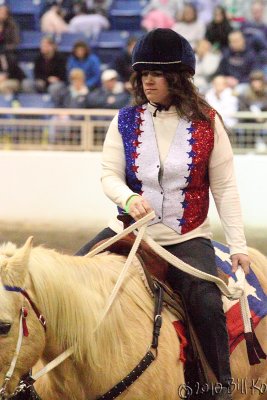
[{"xmin": 27, "ymin": 247, "xmax": 154, "ymax": 373}]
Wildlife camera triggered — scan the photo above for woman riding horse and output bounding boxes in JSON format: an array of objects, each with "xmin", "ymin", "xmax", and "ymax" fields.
[{"xmin": 76, "ymin": 28, "xmax": 251, "ymax": 399}]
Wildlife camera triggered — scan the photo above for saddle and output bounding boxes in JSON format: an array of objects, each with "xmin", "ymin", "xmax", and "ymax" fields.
[{"xmin": 93, "ymin": 231, "xmax": 220, "ymax": 388}]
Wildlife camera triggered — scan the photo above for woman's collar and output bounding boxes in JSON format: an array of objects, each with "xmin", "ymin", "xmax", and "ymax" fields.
[{"xmin": 146, "ymin": 102, "xmax": 177, "ymax": 116}]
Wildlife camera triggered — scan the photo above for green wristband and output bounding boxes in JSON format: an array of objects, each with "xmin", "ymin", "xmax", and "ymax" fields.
[{"xmin": 124, "ymin": 195, "xmax": 140, "ymax": 214}]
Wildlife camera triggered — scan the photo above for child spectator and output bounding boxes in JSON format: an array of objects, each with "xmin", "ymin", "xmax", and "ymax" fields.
[
  {"xmin": 0, "ymin": 5, "xmax": 20, "ymax": 53},
  {"xmin": 172, "ymin": 3, "xmax": 205, "ymax": 49},
  {"xmin": 87, "ymin": 69, "xmax": 131, "ymax": 108},
  {"xmin": 55, "ymin": 68, "xmax": 89, "ymax": 108},
  {"xmin": 194, "ymin": 39, "xmax": 221, "ymax": 93},
  {"xmin": 206, "ymin": 75, "xmax": 238, "ymax": 128},
  {"xmin": 67, "ymin": 41, "xmax": 101, "ymax": 90}
]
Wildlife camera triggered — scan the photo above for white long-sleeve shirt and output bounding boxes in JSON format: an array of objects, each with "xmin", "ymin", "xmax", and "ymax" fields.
[{"xmin": 101, "ymin": 103, "xmax": 248, "ymax": 256}]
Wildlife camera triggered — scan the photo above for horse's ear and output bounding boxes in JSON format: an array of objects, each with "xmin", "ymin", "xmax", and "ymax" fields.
[{"xmin": 1, "ymin": 236, "xmax": 33, "ymax": 287}]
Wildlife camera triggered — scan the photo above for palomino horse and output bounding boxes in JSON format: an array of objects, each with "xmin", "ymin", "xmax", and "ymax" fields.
[{"xmin": 0, "ymin": 237, "xmax": 266, "ymax": 400}]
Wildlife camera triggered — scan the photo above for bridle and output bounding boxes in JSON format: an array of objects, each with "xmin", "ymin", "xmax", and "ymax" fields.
[
  {"xmin": 0, "ymin": 286, "xmax": 46, "ymax": 399},
  {"xmin": 0, "ymin": 285, "xmax": 73, "ymax": 399},
  {"xmin": 0, "ymin": 280, "xmax": 163, "ymax": 400}
]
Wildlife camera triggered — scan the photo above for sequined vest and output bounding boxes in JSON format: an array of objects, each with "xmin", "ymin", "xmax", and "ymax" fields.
[{"xmin": 118, "ymin": 105, "xmax": 215, "ymax": 234}]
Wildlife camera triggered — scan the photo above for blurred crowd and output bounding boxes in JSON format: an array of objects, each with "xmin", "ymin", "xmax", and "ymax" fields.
[{"xmin": 1, "ymin": 0, "xmax": 267, "ymax": 134}]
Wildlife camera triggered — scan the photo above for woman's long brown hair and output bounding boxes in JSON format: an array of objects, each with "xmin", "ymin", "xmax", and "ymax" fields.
[{"xmin": 130, "ymin": 66, "xmax": 213, "ymax": 123}]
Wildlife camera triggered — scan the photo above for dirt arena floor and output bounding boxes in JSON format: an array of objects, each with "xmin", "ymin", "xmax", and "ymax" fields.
[{"xmin": 0, "ymin": 223, "xmax": 266, "ymax": 256}]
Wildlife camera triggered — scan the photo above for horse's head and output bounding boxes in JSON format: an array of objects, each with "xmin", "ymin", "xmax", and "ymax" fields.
[{"xmin": 0, "ymin": 237, "xmax": 46, "ymax": 397}]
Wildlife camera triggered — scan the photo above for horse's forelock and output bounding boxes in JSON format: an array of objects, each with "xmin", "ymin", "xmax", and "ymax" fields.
[
  {"xmin": 0, "ymin": 242, "xmax": 17, "ymax": 257},
  {"xmin": 0, "ymin": 243, "xmax": 17, "ymax": 274}
]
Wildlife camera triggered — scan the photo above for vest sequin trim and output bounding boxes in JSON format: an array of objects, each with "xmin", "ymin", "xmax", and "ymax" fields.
[{"xmin": 118, "ymin": 105, "xmax": 214, "ymax": 234}]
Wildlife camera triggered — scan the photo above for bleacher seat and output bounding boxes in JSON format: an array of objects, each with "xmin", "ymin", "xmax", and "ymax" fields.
[
  {"xmin": 19, "ymin": 61, "xmax": 34, "ymax": 80},
  {"xmin": 56, "ymin": 32, "xmax": 90, "ymax": 53},
  {"xmin": 0, "ymin": 94, "xmax": 13, "ymax": 108},
  {"xmin": 109, "ymin": 0, "xmax": 145, "ymax": 30},
  {"xmin": 16, "ymin": 93, "xmax": 54, "ymax": 108},
  {"xmin": 92, "ymin": 30, "xmax": 129, "ymax": 64},
  {"xmin": 17, "ymin": 30, "xmax": 43, "ymax": 62},
  {"xmin": 6, "ymin": 0, "xmax": 42, "ymax": 31}
]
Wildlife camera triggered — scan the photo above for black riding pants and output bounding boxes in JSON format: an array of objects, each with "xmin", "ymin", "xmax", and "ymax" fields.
[{"xmin": 76, "ymin": 229, "xmax": 232, "ymax": 387}]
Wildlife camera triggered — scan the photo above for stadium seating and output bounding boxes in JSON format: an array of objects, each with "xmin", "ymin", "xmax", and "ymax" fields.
[
  {"xmin": 17, "ymin": 30, "xmax": 44, "ymax": 62},
  {"xmin": 56, "ymin": 32, "xmax": 90, "ymax": 53},
  {"xmin": 16, "ymin": 93, "xmax": 54, "ymax": 108},
  {"xmin": 19, "ymin": 61, "xmax": 34, "ymax": 79},
  {"xmin": 92, "ymin": 30, "xmax": 129, "ymax": 64},
  {"xmin": 0, "ymin": 94, "xmax": 13, "ymax": 108},
  {"xmin": 6, "ymin": 0, "xmax": 42, "ymax": 31},
  {"xmin": 109, "ymin": 0, "xmax": 145, "ymax": 30}
]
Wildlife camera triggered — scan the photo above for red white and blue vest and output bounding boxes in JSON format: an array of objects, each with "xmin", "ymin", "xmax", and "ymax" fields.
[{"xmin": 118, "ymin": 104, "xmax": 215, "ymax": 235}]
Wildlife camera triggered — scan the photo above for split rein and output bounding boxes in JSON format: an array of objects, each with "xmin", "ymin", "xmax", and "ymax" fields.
[{"xmin": 0, "ymin": 212, "xmax": 261, "ymax": 399}]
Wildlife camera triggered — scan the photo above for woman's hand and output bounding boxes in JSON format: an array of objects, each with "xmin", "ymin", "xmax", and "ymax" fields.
[
  {"xmin": 126, "ymin": 195, "xmax": 153, "ymax": 220},
  {"xmin": 231, "ymin": 253, "xmax": 251, "ymax": 275}
]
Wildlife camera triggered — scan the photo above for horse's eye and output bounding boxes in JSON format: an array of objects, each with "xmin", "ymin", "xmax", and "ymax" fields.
[{"xmin": 0, "ymin": 322, "xmax": 12, "ymax": 336}]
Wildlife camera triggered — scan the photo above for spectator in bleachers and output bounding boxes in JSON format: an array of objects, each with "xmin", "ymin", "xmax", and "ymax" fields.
[
  {"xmin": 238, "ymin": 70, "xmax": 267, "ymax": 150},
  {"xmin": 23, "ymin": 36, "xmax": 67, "ymax": 103},
  {"xmin": 67, "ymin": 41, "xmax": 101, "ymax": 90},
  {"xmin": 172, "ymin": 3, "xmax": 205, "ymax": 49},
  {"xmin": 205, "ymin": 6, "xmax": 233, "ymax": 50},
  {"xmin": 40, "ymin": 2, "xmax": 69, "ymax": 35},
  {"xmin": 0, "ymin": 5, "xmax": 20, "ymax": 53},
  {"xmin": 55, "ymin": 68, "xmax": 89, "ymax": 108},
  {"xmin": 221, "ymin": 0, "xmax": 253, "ymax": 25},
  {"xmin": 87, "ymin": 69, "xmax": 131, "ymax": 108},
  {"xmin": 240, "ymin": 1, "xmax": 267, "ymax": 68},
  {"xmin": 191, "ymin": 0, "xmax": 221, "ymax": 24},
  {"xmin": 42, "ymin": 0, "xmax": 75, "ymax": 22},
  {"xmin": 194, "ymin": 39, "xmax": 221, "ymax": 93},
  {"xmin": 0, "ymin": 52, "xmax": 25, "ymax": 94},
  {"xmin": 112, "ymin": 36, "xmax": 137, "ymax": 84},
  {"xmin": 85, "ymin": 0, "xmax": 112, "ymax": 16},
  {"xmin": 205, "ymin": 75, "xmax": 238, "ymax": 128},
  {"xmin": 241, "ymin": 1, "xmax": 267, "ymax": 39},
  {"xmin": 215, "ymin": 30, "xmax": 260, "ymax": 88},
  {"xmin": 238, "ymin": 70, "xmax": 267, "ymax": 112},
  {"xmin": 68, "ymin": 3, "xmax": 110, "ymax": 39},
  {"xmin": 141, "ymin": 0, "xmax": 183, "ymax": 31}
]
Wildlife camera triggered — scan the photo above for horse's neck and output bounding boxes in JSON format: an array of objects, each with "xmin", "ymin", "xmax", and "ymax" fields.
[
  {"xmin": 31, "ymin": 249, "xmax": 151, "ymax": 363},
  {"xmin": 30, "ymin": 250, "xmax": 154, "ymax": 389}
]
